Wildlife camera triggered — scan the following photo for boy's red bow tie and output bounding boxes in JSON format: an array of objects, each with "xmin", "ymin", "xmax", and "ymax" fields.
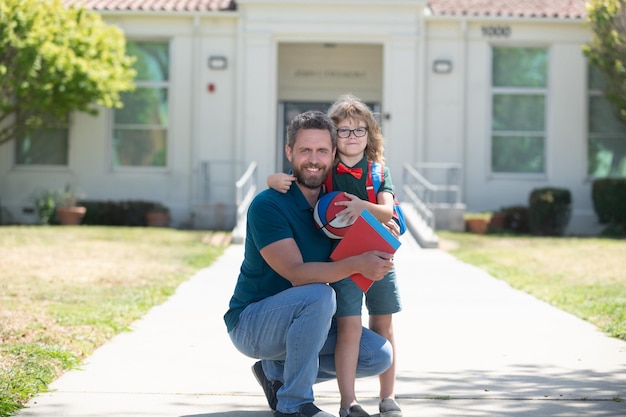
[{"xmin": 337, "ymin": 162, "xmax": 363, "ymax": 179}]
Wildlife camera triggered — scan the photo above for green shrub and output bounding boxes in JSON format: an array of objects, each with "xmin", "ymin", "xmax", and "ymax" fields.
[
  {"xmin": 34, "ymin": 190, "xmax": 57, "ymax": 225},
  {"xmin": 501, "ymin": 205, "xmax": 530, "ymax": 234},
  {"xmin": 592, "ymin": 178, "xmax": 626, "ymax": 226},
  {"xmin": 81, "ymin": 200, "xmax": 158, "ymax": 226},
  {"xmin": 528, "ymin": 187, "xmax": 572, "ymax": 236}
]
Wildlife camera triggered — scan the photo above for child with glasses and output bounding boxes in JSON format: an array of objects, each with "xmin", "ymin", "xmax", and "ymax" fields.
[{"xmin": 267, "ymin": 95, "xmax": 403, "ymax": 417}]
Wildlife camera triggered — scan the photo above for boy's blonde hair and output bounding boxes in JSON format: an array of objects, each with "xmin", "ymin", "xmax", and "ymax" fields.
[{"xmin": 327, "ymin": 94, "xmax": 385, "ymax": 163}]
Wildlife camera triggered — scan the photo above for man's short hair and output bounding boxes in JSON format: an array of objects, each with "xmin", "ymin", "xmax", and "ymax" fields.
[{"xmin": 286, "ymin": 111, "xmax": 337, "ymax": 149}]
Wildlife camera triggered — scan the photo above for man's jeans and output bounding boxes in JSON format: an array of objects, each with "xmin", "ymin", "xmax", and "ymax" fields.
[{"xmin": 228, "ymin": 284, "xmax": 393, "ymax": 414}]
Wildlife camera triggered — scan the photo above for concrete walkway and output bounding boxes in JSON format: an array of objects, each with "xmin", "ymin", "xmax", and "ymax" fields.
[{"xmin": 17, "ymin": 233, "xmax": 626, "ymax": 416}]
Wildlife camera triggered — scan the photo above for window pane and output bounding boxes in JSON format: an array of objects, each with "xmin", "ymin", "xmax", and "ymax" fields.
[
  {"xmin": 492, "ymin": 94, "xmax": 545, "ymax": 131},
  {"xmin": 589, "ymin": 96, "xmax": 626, "ymax": 135},
  {"xmin": 587, "ymin": 62, "xmax": 626, "ymax": 178},
  {"xmin": 127, "ymin": 41, "xmax": 169, "ymax": 81},
  {"xmin": 15, "ymin": 128, "xmax": 68, "ymax": 165},
  {"xmin": 115, "ymin": 87, "xmax": 169, "ymax": 126},
  {"xmin": 493, "ymin": 47, "xmax": 547, "ymax": 87},
  {"xmin": 492, "ymin": 135, "xmax": 545, "ymax": 173},
  {"xmin": 113, "ymin": 41, "xmax": 170, "ymax": 168},
  {"xmin": 113, "ymin": 129, "xmax": 167, "ymax": 167},
  {"xmin": 588, "ymin": 65, "xmax": 607, "ymax": 90},
  {"xmin": 588, "ymin": 137, "xmax": 626, "ymax": 177}
]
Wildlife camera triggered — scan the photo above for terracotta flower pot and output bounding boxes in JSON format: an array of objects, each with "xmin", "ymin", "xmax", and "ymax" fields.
[
  {"xmin": 146, "ymin": 211, "xmax": 170, "ymax": 227},
  {"xmin": 466, "ymin": 218, "xmax": 488, "ymax": 234},
  {"xmin": 56, "ymin": 206, "xmax": 87, "ymax": 226}
]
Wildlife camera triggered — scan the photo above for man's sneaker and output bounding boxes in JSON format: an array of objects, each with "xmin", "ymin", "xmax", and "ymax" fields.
[
  {"xmin": 252, "ymin": 361, "xmax": 282, "ymax": 410},
  {"xmin": 338, "ymin": 404, "xmax": 371, "ymax": 417},
  {"xmin": 379, "ymin": 398, "xmax": 402, "ymax": 417},
  {"xmin": 274, "ymin": 402, "xmax": 334, "ymax": 417}
]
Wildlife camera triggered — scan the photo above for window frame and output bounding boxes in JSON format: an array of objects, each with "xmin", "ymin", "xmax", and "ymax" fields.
[
  {"xmin": 586, "ymin": 65, "xmax": 626, "ymax": 179},
  {"xmin": 488, "ymin": 45, "xmax": 549, "ymax": 179},
  {"xmin": 109, "ymin": 39, "xmax": 172, "ymax": 172},
  {"xmin": 12, "ymin": 113, "xmax": 72, "ymax": 171}
]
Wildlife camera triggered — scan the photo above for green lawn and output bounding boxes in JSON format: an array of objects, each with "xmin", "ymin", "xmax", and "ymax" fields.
[
  {"xmin": 438, "ymin": 231, "xmax": 626, "ymax": 341},
  {"xmin": 0, "ymin": 226, "xmax": 227, "ymax": 417}
]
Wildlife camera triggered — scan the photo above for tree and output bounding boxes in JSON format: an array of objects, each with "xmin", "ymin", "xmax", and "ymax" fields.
[
  {"xmin": 583, "ymin": 0, "xmax": 626, "ymax": 123},
  {"xmin": 0, "ymin": 0, "xmax": 136, "ymax": 145}
]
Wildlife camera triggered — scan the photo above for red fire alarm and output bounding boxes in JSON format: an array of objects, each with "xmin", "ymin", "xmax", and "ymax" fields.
[{"xmin": 208, "ymin": 83, "xmax": 215, "ymax": 93}]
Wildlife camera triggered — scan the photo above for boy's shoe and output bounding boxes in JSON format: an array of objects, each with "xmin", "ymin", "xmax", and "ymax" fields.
[
  {"xmin": 338, "ymin": 404, "xmax": 371, "ymax": 417},
  {"xmin": 379, "ymin": 398, "xmax": 402, "ymax": 417},
  {"xmin": 274, "ymin": 402, "xmax": 334, "ymax": 417},
  {"xmin": 252, "ymin": 361, "xmax": 282, "ymax": 411}
]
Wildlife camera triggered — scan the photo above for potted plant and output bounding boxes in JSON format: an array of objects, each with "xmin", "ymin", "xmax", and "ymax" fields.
[
  {"xmin": 55, "ymin": 185, "xmax": 87, "ymax": 226},
  {"xmin": 145, "ymin": 203, "xmax": 170, "ymax": 227},
  {"xmin": 464, "ymin": 212, "xmax": 490, "ymax": 234},
  {"xmin": 34, "ymin": 189, "xmax": 57, "ymax": 225}
]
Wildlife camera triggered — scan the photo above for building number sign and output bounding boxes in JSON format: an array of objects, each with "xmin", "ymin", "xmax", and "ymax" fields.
[{"xmin": 481, "ymin": 26, "xmax": 511, "ymax": 38}]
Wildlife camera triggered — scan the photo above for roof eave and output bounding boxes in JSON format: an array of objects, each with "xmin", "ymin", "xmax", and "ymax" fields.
[
  {"xmin": 89, "ymin": 8, "xmax": 239, "ymax": 18},
  {"xmin": 424, "ymin": 12, "xmax": 587, "ymax": 24}
]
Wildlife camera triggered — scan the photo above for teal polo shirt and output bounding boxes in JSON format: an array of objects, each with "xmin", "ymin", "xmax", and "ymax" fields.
[{"xmin": 224, "ymin": 183, "xmax": 333, "ymax": 332}]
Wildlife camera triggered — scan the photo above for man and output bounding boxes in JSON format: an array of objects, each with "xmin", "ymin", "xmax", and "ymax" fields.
[{"xmin": 224, "ymin": 111, "xmax": 394, "ymax": 417}]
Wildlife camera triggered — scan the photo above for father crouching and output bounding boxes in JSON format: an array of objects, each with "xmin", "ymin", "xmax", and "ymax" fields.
[{"xmin": 224, "ymin": 111, "xmax": 394, "ymax": 417}]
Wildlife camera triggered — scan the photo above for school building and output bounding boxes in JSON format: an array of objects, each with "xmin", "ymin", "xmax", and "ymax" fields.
[{"xmin": 1, "ymin": 0, "xmax": 623, "ymax": 238}]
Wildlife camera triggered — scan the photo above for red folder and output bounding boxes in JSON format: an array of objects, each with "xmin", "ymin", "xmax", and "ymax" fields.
[{"xmin": 330, "ymin": 209, "xmax": 401, "ymax": 292}]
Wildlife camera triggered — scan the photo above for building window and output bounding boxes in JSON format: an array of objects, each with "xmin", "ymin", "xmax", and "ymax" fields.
[
  {"xmin": 491, "ymin": 47, "xmax": 547, "ymax": 174},
  {"xmin": 588, "ymin": 66, "xmax": 626, "ymax": 178},
  {"xmin": 15, "ymin": 115, "xmax": 69, "ymax": 166},
  {"xmin": 113, "ymin": 41, "xmax": 169, "ymax": 168}
]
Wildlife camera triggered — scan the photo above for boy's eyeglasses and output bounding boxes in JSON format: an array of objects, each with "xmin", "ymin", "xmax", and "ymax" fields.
[{"xmin": 337, "ymin": 127, "xmax": 368, "ymax": 138}]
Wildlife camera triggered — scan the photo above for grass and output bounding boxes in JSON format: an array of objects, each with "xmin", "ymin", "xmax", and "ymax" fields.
[
  {"xmin": 438, "ymin": 231, "xmax": 626, "ymax": 341},
  {"xmin": 0, "ymin": 226, "xmax": 227, "ymax": 417}
]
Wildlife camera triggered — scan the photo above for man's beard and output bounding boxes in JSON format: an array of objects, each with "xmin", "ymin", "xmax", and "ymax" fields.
[{"xmin": 292, "ymin": 164, "xmax": 330, "ymax": 189}]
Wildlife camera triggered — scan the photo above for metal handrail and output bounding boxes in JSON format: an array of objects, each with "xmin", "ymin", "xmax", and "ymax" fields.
[
  {"xmin": 402, "ymin": 163, "xmax": 436, "ymax": 230},
  {"xmin": 233, "ymin": 161, "xmax": 257, "ymax": 243},
  {"xmin": 401, "ymin": 162, "xmax": 464, "ymax": 232},
  {"xmin": 403, "ymin": 163, "xmax": 436, "ymax": 206},
  {"xmin": 413, "ymin": 162, "xmax": 463, "ymax": 205},
  {"xmin": 235, "ymin": 161, "xmax": 257, "ymax": 227}
]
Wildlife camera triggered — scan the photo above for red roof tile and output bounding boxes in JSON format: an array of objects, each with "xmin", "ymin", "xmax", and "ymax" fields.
[
  {"xmin": 427, "ymin": 0, "xmax": 587, "ymax": 19},
  {"xmin": 66, "ymin": 0, "xmax": 236, "ymax": 12},
  {"xmin": 66, "ymin": 0, "xmax": 586, "ymax": 19}
]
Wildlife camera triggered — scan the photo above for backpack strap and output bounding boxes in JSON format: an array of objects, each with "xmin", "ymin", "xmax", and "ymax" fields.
[
  {"xmin": 369, "ymin": 161, "xmax": 408, "ymax": 235},
  {"xmin": 367, "ymin": 161, "xmax": 384, "ymax": 203},
  {"xmin": 322, "ymin": 168, "xmax": 334, "ymax": 194}
]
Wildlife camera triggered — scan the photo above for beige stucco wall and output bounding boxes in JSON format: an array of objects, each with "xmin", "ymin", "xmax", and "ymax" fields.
[
  {"xmin": 424, "ymin": 17, "xmax": 598, "ymax": 234},
  {"xmin": 0, "ymin": 14, "xmax": 240, "ymax": 228},
  {"xmin": 0, "ymin": 1, "xmax": 604, "ymax": 234}
]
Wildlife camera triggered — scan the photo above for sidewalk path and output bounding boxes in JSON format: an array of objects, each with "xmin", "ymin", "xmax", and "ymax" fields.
[{"xmin": 18, "ymin": 233, "xmax": 626, "ymax": 416}]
